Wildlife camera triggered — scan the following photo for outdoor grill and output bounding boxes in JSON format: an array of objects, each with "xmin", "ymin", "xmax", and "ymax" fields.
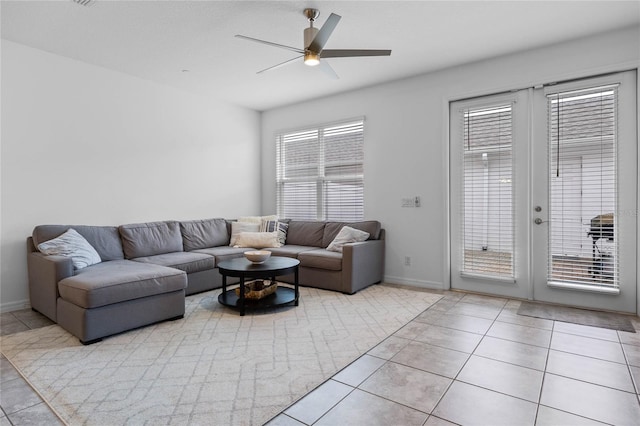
[{"xmin": 587, "ymin": 213, "xmax": 614, "ymax": 278}]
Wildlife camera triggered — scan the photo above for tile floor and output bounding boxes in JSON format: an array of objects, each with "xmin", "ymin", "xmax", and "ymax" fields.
[
  {"xmin": 2, "ymin": 292, "xmax": 640, "ymax": 425},
  {"xmin": 0, "ymin": 309, "xmax": 62, "ymax": 425},
  {"xmin": 267, "ymin": 291, "xmax": 640, "ymax": 426}
]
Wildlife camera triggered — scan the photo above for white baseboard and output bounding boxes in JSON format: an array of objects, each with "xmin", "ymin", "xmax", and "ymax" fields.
[
  {"xmin": 0, "ymin": 299, "xmax": 31, "ymax": 314},
  {"xmin": 383, "ymin": 276, "xmax": 444, "ymax": 290}
]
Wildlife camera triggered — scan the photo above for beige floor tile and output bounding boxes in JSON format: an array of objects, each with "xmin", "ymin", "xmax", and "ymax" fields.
[
  {"xmin": 624, "ymin": 343, "xmax": 640, "ymax": 367},
  {"xmin": 432, "ymin": 381, "xmax": 537, "ymax": 425},
  {"xmin": 474, "ymin": 336, "xmax": 549, "ymax": 371},
  {"xmin": 630, "ymin": 365, "xmax": 640, "ymax": 393},
  {"xmin": 458, "ymin": 293, "xmax": 508, "ymax": 309},
  {"xmin": 546, "ymin": 349, "xmax": 635, "ymax": 392},
  {"xmin": 445, "ymin": 302, "xmax": 502, "ymax": 320},
  {"xmin": 391, "ymin": 340, "xmax": 470, "ymax": 378},
  {"xmin": 418, "ymin": 313, "xmax": 494, "ymax": 335},
  {"xmin": 6, "ymin": 402, "xmax": 64, "ymax": 426},
  {"xmin": 0, "ymin": 319, "xmax": 29, "ymax": 336},
  {"xmin": 619, "ymin": 329, "xmax": 640, "ymax": 347},
  {"xmin": 332, "ymin": 354, "xmax": 386, "ymax": 387},
  {"xmin": 264, "ymin": 414, "xmax": 306, "ymax": 426},
  {"xmin": 425, "ymin": 415, "xmax": 459, "ymax": 425},
  {"xmin": 553, "ymin": 321, "xmax": 620, "ymax": 342},
  {"xmin": 488, "ymin": 321, "xmax": 552, "ymax": 348},
  {"xmin": 496, "ymin": 310, "xmax": 554, "ymax": 330},
  {"xmin": 284, "ymin": 379, "xmax": 352, "ymax": 425},
  {"xmin": 359, "ymin": 362, "xmax": 451, "ymax": 413},
  {"xmin": 315, "ymin": 389, "xmax": 428, "ymax": 426},
  {"xmin": 551, "ymin": 332, "xmax": 626, "ymax": 363},
  {"xmin": 0, "ymin": 377, "xmax": 44, "ymax": 415},
  {"xmin": 0, "ymin": 356, "xmax": 21, "ymax": 382},
  {"xmin": 540, "ymin": 373, "xmax": 640, "ymax": 425},
  {"xmin": 503, "ymin": 299, "xmax": 522, "ymax": 312},
  {"xmin": 414, "ymin": 325, "xmax": 483, "ymax": 353},
  {"xmin": 367, "ymin": 336, "xmax": 410, "ymax": 360},
  {"xmin": 535, "ymin": 405, "xmax": 607, "ymax": 425},
  {"xmin": 457, "ymin": 355, "xmax": 543, "ymax": 402},
  {"xmin": 393, "ymin": 320, "xmax": 432, "ymax": 340}
]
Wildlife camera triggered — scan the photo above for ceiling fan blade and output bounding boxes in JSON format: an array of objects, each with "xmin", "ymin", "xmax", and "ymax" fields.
[
  {"xmin": 307, "ymin": 13, "xmax": 341, "ymax": 52},
  {"xmin": 318, "ymin": 60, "xmax": 339, "ymax": 80},
  {"xmin": 257, "ymin": 55, "xmax": 303, "ymax": 74},
  {"xmin": 235, "ymin": 35, "xmax": 304, "ymax": 54},
  {"xmin": 321, "ymin": 49, "xmax": 392, "ymax": 58}
]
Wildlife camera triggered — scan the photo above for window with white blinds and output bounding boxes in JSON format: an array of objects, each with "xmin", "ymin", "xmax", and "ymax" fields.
[
  {"xmin": 461, "ymin": 104, "xmax": 514, "ymax": 279},
  {"xmin": 276, "ymin": 119, "xmax": 364, "ymax": 221},
  {"xmin": 547, "ymin": 85, "xmax": 618, "ymax": 289}
]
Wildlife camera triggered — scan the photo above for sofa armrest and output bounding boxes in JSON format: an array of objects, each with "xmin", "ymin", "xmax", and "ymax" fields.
[
  {"xmin": 27, "ymin": 246, "xmax": 74, "ymax": 322},
  {"xmin": 342, "ymin": 239, "xmax": 385, "ymax": 294}
]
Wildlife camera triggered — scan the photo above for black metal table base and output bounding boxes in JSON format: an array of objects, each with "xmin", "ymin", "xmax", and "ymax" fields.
[{"xmin": 218, "ymin": 286, "xmax": 298, "ymax": 314}]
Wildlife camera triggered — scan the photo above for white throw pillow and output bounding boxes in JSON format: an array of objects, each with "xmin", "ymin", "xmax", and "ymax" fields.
[
  {"xmin": 234, "ymin": 231, "xmax": 280, "ymax": 248},
  {"xmin": 238, "ymin": 215, "xmax": 278, "ymax": 224},
  {"xmin": 229, "ymin": 222, "xmax": 260, "ymax": 246},
  {"xmin": 37, "ymin": 228, "xmax": 102, "ymax": 270},
  {"xmin": 326, "ymin": 226, "xmax": 370, "ymax": 253}
]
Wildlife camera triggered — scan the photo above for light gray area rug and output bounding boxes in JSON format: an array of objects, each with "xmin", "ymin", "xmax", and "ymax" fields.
[
  {"xmin": 517, "ymin": 301, "xmax": 636, "ymax": 332},
  {"xmin": 0, "ymin": 285, "xmax": 441, "ymax": 425}
]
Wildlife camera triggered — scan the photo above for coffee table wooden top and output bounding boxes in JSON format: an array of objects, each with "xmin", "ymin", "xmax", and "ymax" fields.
[{"xmin": 218, "ymin": 256, "xmax": 300, "ymax": 278}]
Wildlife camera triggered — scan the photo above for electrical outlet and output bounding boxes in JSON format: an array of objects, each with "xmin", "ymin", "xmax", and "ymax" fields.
[{"xmin": 404, "ymin": 256, "xmax": 411, "ymax": 266}]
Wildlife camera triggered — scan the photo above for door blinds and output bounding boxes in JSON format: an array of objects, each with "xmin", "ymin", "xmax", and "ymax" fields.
[
  {"xmin": 547, "ymin": 85, "xmax": 618, "ymax": 290},
  {"xmin": 276, "ymin": 119, "xmax": 364, "ymax": 221},
  {"xmin": 461, "ymin": 104, "xmax": 515, "ymax": 279}
]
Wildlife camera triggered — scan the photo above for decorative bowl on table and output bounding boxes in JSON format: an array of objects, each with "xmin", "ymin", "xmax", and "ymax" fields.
[{"xmin": 244, "ymin": 250, "xmax": 271, "ymax": 264}]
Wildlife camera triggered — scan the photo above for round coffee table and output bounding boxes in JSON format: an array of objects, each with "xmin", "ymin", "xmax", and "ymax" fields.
[{"xmin": 217, "ymin": 256, "xmax": 300, "ymax": 316}]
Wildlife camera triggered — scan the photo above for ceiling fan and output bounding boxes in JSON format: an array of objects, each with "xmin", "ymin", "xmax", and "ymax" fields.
[{"xmin": 235, "ymin": 8, "xmax": 391, "ymax": 79}]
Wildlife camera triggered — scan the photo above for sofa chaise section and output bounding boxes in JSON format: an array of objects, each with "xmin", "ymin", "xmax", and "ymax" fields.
[{"xmin": 28, "ymin": 224, "xmax": 188, "ymax": 344}]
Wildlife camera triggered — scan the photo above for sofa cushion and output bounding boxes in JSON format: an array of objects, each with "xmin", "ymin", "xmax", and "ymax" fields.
[
  {"xmin": 132, "ymin": 252, "xmax": 215, "ymax": 274},
  {"xmin": 37, "ymin": 228, "xmax": 102, "ymax": 270},
  {"xmin": 265, "ymin": 245, "xmax": 317, "ymax": 259},
  {"xmin": 298, "ymin": 249, "xmax": 343, "ymax": 271},
  {"xmin": 193, "ymin": 246, "xmax": 253, "ymax": 266},
  {"xmin": 285, "ymin": 221, "xmax": 326, "ymax": 247},
  {"xmin": 119, "ymin": 221, "xmax": 183, "ymax": 259},
  {"xmin": 180, "ymin": 218, "xmax": 229, "ymax": 251},
  {"xmin": 58, "ymin": 260, "xmax": 187, "ymax": 309},
  {"xmin": 33, "ymin": 225, "xmax": 124, "ymax": 261},
  {"xmin": 322, "ymin": 221, "xmax": 381, "ymax": 247}
]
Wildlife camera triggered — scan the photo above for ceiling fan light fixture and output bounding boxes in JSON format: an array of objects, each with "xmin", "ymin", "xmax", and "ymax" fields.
[{"xmin": 304, "ymin": 51, "xmax": 320, "ymax": 66}]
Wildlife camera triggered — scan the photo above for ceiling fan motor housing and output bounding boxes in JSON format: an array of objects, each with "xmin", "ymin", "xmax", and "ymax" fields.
[{"xmin": 304, "ymin": 27, "xmax": 319, "ymax": 50}]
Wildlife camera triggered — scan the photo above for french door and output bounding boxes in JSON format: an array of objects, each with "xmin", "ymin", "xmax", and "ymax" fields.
[{"xmin": 450, "ymin": 71, "xmax": 637, "ymax": 313}]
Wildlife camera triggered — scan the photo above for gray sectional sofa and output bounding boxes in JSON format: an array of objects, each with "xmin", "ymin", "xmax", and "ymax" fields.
[{"xmin": 27, "ymin": 218, "xmax": 385, "ymax": 344}]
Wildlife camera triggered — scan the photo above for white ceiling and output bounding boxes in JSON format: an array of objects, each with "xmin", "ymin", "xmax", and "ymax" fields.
[{"xmin": 2, "ymin": 1, "xmax": 639, "ymax": 111}]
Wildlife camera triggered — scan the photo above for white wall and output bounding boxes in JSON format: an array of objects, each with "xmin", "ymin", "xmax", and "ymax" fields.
[
  {"xmin": 1, "ymin": 41, "xmax": 262, "ymax": 311},
  {"xmin": 261, "ymin": 26, "xmax": 640, "ymax": 290}
]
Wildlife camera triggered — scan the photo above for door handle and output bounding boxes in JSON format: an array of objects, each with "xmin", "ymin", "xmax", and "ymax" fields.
[{"xmin": 534, "ymin": 218, "xmax": 547, "ymax": 225}]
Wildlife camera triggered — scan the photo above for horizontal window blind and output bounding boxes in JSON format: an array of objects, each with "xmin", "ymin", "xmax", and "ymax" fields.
[
  {"xmin": 276, "ymin": 119, "xmax": 364, "ymax": 221},
  {"xmin": 547, "ymin": 85, "xmax": 618, "ymax": 289},
  {"xmin": 461, "ymin": 104, "xmax": 514, "ymax": 279}
]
